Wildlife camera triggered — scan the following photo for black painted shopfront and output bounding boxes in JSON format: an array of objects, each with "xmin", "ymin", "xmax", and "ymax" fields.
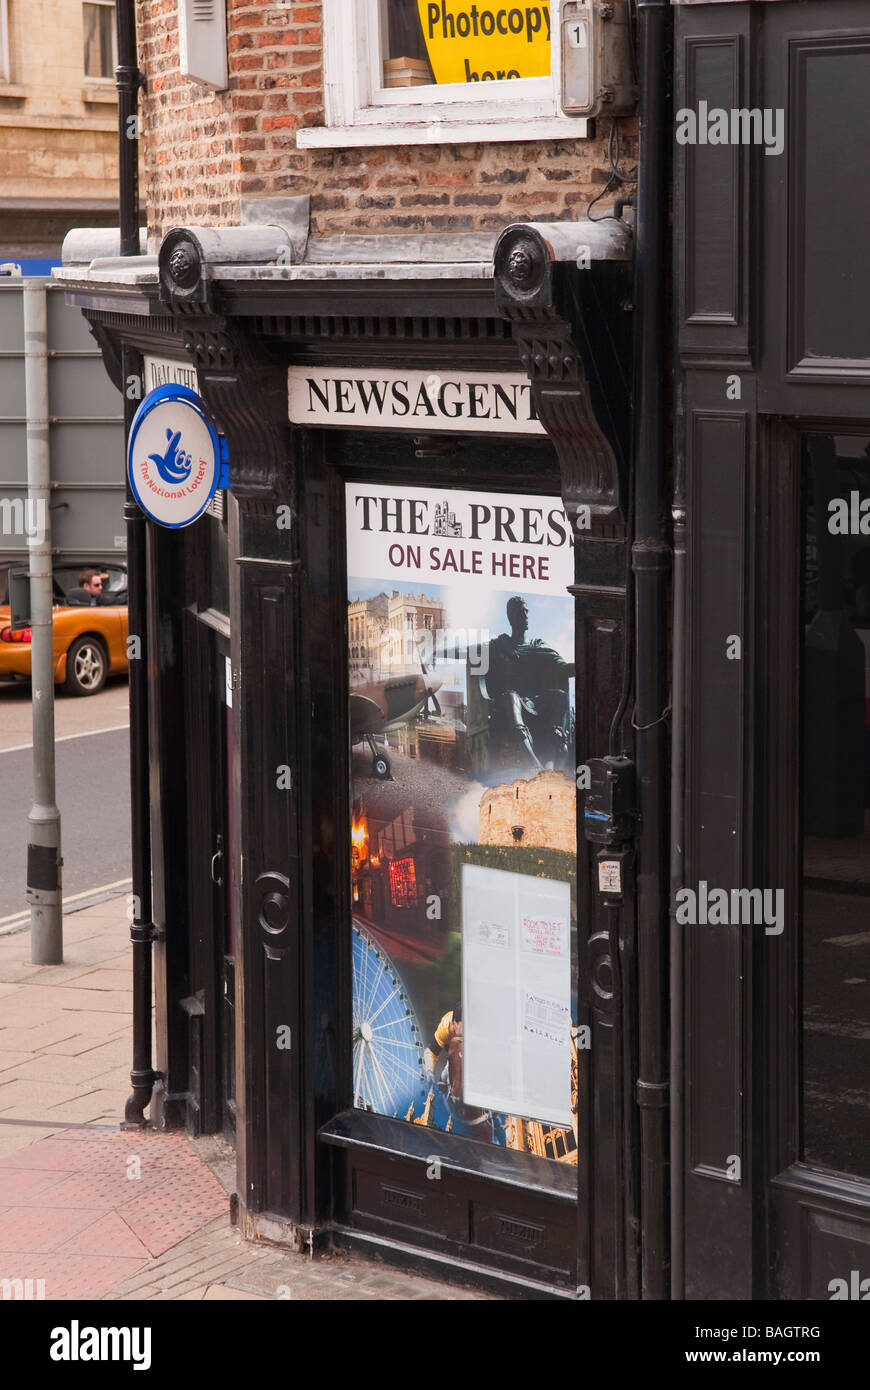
[
  {"xmin": 673, "ymin": 0, "xmax": 870, "ymax": 1301},
  {"xmin": 65, "ymin": 216, "xmax": 641, "ymax": 1298}
]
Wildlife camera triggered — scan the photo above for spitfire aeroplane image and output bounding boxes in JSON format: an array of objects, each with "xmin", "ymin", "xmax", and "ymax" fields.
[{"xmin": 350, "ymin": 670, "xmax": 443, "ymax": 779}]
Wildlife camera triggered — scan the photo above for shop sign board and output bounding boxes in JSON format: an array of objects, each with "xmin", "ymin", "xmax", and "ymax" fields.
[
  {"xmin": 288, "ymin": 367, "xmax": 546, "ymax": 435},
  {"xmin": 143, "ymin": 354, "xmax": 198, "ymax": 394},
  {"xmin": 127, "ymin": 385, "xmax": 228, "ymax": 529},
  {"xmin": 346, "ymin": 481, "xmax": 578, "ymax": 1161}
]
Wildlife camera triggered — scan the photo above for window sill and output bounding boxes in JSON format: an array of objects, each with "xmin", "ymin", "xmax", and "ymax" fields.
[
  {"xmin": 0, "ymin": 84, "xmax": 27, "ymax": 100},
  {"xmin": 297, "ymin": 113, "xmax": 589, "ymax": 150},
  {"xmin": 82, "ymin": 83, "xmax": 117, "ymax": 104}
]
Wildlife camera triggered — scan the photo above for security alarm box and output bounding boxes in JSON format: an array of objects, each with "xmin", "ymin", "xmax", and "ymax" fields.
[
  {"xmin": 178, "ymin": 0, "xmax": 228, "ymax": 91},
  {"xmin": 561, "ymin": 0, "xmax": 636, "ymax": 118}
]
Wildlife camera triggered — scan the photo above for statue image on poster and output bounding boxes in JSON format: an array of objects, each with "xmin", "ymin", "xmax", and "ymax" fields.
[
  {"xmin": 346, "ymin": 482, "xmax": 579, "ymax": 1165},
  {"xmin": 484, "ymin": 595, "xmax": 574, "ymax": 777}
]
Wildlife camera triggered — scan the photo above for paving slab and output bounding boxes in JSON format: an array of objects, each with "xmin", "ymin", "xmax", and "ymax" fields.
[
  {"xmin": 41, "ymin": 1032, "xmax": 129, "ymax": 1057},
  {"xmin": 58, "ymin": 1211, "xmax": 151, "ymax": 1261},
  {"xmin": 0, "ymin": 1051, "xmax": 35, "ymax": 1074},
  {"xmin": 0, "ymin": 1078, "xmax": 93, "ymax": 1111},
  {"xmin": 0, "ymin": 1123, "xmax": 63, "ymax": 1157}
]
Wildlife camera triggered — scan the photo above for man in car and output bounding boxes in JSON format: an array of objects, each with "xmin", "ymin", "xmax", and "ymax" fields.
[{"xmin": 65, "ymin": 568, "xmax": 108, "ymax": 606}]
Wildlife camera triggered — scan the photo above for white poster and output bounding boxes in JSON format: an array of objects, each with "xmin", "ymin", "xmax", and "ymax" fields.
[{"xmin": 462, "ymin": 864, "xmax": 572, "ymax": 1127}]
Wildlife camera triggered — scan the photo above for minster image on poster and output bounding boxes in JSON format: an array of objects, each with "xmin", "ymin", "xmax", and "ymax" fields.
[{"xmin": 346, "ymin": 482, "xmax": 579, "ymax": 1164}]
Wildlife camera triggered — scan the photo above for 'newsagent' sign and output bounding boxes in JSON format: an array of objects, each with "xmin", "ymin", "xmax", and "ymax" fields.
[{"xmin": 288, "ymin": 367, "xmax": 546, "ymax": 435}]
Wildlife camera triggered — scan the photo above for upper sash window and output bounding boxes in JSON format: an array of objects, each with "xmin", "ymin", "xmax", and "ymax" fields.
[{"xmin": 298, "ymin": 0, "xmax": 588, "ymax": 149}]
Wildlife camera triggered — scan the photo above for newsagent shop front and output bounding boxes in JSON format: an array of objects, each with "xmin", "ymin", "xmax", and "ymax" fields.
[{"xmin": 60, "ymin": 215, "xmax": 639, "ymax": 1299}]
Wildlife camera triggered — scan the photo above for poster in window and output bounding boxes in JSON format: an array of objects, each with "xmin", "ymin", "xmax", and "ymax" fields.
[
  {"xmin": 347, "ymin": 481, "xmax": 578, "ymax": 1164},
  {"xmin": 381, "ymin": 1, "xmax": 552, "ymax": 87}
]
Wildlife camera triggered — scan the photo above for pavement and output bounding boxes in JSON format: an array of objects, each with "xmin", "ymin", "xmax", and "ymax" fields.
[{"xmin": 0, "ymin": 895, "xmax": 487, "ymax": 1300}]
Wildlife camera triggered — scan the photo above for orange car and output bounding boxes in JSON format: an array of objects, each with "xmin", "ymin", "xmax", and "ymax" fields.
[{"xmin": 0, "ymin": 565, "xmax": 129, "ymax": 696}]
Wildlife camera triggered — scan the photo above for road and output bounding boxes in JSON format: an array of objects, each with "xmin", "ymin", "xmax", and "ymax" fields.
[{"xmin": 0, "ymin": 678, "xmax": 131, "ymax": 923}]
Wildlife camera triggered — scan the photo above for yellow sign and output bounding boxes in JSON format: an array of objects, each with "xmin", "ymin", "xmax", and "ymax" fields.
[{"xmin": 417, "ymin": 1, "xmax": 551, "ymax": 84}]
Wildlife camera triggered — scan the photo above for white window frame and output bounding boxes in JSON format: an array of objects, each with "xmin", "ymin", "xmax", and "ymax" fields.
[
  {"xmin": 0, "ymin": 1, "xmax": 10, "ymax": 85},
  {"xmin": 82, "ymin": 0, "xmax": 118, "ymax": 84},
  {"xmin": 298, "ymin": 0, "xmax": 587, "ymax": 149}
]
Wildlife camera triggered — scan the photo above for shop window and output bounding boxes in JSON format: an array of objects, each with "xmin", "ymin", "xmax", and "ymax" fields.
[
  {"xmin": 389, "ymin": 856, "xmax": 419, "ymax": 907},
  {"xmin": 347, "ymin": 479, "xmax": 579, "ymax": 1162},
  {"xmin": 83, "ymin": 0, "xmax": 116, "ymax": 80},
  {"xmin": 300, "ymin": 0, "xmax": 586, "ymax": 150},
  {"xmin": 801, "ymin": 432, "xmax": 870, "ymax": 1177}
]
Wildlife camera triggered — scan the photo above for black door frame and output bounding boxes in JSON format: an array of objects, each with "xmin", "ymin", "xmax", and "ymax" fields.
[{"xmin": 183, "ymin": 605, "xmax": 232, "ymax": 1137}]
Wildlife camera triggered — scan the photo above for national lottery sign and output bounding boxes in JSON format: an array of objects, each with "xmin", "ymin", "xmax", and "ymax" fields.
[
  {"xmin": 419, "ymin": 1, "xmax": 551, "ymax": 84},
  {"xmin": 127, "ymin": 385, "xmax": 228, "ymax": 528}
]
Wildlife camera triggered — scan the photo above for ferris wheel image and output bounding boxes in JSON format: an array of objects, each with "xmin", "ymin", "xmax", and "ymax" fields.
[{"xmin": 352, "ymin": 921, "xmax": 427, "ymax": 1118}]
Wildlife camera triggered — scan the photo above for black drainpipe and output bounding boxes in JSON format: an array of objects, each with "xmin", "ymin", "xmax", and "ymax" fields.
[
  {"xmin": 115, "ymin": 0, "xmax": 157, "ymax": 1127},
  {"xmin": 632, "ymin": 0, "xmax": 673, "ymax": 1299}
]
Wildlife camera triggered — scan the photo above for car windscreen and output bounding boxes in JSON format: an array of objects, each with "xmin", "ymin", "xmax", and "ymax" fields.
[{"xmin": 53, "ymin": 566, "xmax": 127, "ymax": 599}]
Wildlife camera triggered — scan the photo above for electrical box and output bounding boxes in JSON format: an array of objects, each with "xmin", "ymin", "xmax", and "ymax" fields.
[
  {"xmin": 561, "ymin": 1, "xmax": 636, "ymax": 118},
  {"xmin": 583, "ymin": 755, "xmax": 637, "ymax": 845},
  {"xmin": 178, "ymin": 0, "xmax": 228, "ymax": 91}
]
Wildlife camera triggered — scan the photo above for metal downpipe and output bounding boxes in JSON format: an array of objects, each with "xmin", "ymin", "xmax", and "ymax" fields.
[
  {"xmin": 632, "ymin": 0, "xmax": 673, "ymax": 1300},
  {"xmin": 669, "ymin": 501, "xmax": 686, "ymax": 1299},
  {"xmin": 115, "ymin": 0, "xmax": 156, "ymax": 1127}
]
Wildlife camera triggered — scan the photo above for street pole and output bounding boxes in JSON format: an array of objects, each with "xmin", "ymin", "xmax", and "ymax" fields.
[{"xmin": 24, "ymin": 277, "xmax": 63, "ymax": 964}]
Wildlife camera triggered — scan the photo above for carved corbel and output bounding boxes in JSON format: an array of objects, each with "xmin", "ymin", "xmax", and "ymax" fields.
[
  {"xmin": 494, "ymin": 224, "xmax": 631, "ymax": 538},
  {"xmin": 156, "ymin": 228, "xmax": 294, "ymax": 500},
  {"xmin": 165, "ymin": 309, "xmax": 289, "ymax": 503}
]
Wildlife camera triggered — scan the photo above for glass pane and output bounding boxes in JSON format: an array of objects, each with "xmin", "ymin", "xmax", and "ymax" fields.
[
  {"xmin": 802, "ymin": 432, "xmax": 870, "ymax": 1176},
  {"xmin": 83, "ymin": 3, "xmax": 114, "ymax": 79},
  {"xmin": 347, "ymin": 481, "xmax": 579, "ymax": 1167},
  {"xmin": 382, "ymin": 0, "xmax": 552, "ymax": 89}
]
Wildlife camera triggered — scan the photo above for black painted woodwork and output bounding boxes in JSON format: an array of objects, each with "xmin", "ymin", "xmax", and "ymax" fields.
[{"xmin": 676, "ymin": 0, "xmax": 870, "ymax": 1302}]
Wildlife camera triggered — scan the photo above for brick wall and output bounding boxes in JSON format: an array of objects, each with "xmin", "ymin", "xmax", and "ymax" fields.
[{"xmin": 137, "ymin": 1, "xmax": 636, "ymax": 244}]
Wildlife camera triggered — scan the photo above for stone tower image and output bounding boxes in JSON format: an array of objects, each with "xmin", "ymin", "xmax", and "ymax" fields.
[{"xmin": 478, "ymin": 770, "xmax": 575, "ymax": 854}]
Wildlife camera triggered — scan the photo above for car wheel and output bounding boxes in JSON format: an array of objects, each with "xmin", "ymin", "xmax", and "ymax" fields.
[{"xmin": 63, "ymin": 635, "xmax": 108, "ymax": 696}]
